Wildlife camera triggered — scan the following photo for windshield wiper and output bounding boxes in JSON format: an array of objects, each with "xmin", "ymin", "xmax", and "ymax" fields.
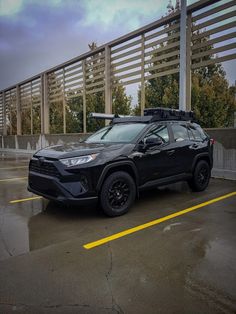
[{"xmin": 101, "ymin": 127, "xmax": 112, "ymax": 140}]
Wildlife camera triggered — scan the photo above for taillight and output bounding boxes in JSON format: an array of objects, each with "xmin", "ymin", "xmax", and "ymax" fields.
[{"xmin": 210, "ymin": 138, "xmax": 215, "ymax": 145}]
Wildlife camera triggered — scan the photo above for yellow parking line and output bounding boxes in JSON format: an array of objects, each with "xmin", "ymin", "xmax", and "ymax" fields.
[
  {"xmin": 0, "ymin": 177, "xmax": 28, "ymax": 182},
  {"xmin": 0, "ymin": 166, "xmax": 28, "ymax": 170},
  {"xmin": 83, "ymin": 191, "xmax": 236, "ymax": 250},
  {"xmin": 10, "ymin": 196, "xmax": 42, "ymax": 204}
]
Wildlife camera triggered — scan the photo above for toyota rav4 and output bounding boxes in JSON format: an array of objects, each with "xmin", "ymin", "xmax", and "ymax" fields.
[{"xmin": 28, "ymin": 108, "xmax": 213, "ymax": 216}]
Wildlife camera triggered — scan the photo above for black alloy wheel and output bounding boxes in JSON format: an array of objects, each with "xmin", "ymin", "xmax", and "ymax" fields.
[
  {"xmin": 197, "ymin": 165, "xmax": 209, "ymax": 186},
  {"xmin": 100, "ymin": 171, "xmax": 136, "ymax": 216},
  {"xmin": 188, "ymin": 160, "xmax": 210, "ymax": 192},
  {"xmin": 108, "ymin": 180, "xmax": 130, "ymax": 209}
]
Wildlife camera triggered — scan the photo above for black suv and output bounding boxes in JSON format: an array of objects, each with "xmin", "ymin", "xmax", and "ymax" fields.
[{"xmin": 28, "ymin": 108, "xmax": 213, "ymax": 216}]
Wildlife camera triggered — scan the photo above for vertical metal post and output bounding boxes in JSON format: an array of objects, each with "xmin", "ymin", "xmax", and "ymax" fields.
[
  {"xmin": 186, "ymin": 13, "xmax": 192, "ymax": 111},
  {"xmin": 234, "ymin": 80, "xmax": 236, "ymax": 128},
  {"xmin": 82, "ymin": 60, "xmax": 87, "ymax": 133},
  {"xmin": 3, "ymin": 91, "xmax": 7, "ymax": 136},
  {"xmin": 16, "ymin": 85, "xmax": 22, "ymax": 135},
  {"xmin": 105, "ymin": 45, "xmax": 112, "ymax": 118},
  {"xmin": 63, "ymin": 68, "xmax": 66, "ymax": 134},
  {"xmin": 43, "ymin": 73, "xmax": 49, "ymax": 134},
  {"xmin": 140, "ymin": 34, "xmax": 145, "ymax": 116},
  {"xmin": 9, "ymin": 90, "xmax": 12, "ymax": 135},
  {"xmin": 40, "ymin": 75, "xmax": 44, "ymax": 134},
  {"xmin": 30, "ymin": 81, "xmax": 33, "ymax": 135},
  {"xmin": 179, "ymin": 0, "xmax": 187, "ymax": 111}
]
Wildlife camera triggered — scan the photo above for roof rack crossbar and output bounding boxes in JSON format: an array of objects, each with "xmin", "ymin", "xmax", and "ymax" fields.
[
  {"xmin": 89, "ymin": 112, "xmax": 131, "ymax": 120},
  {"xmin": 89, "ymin": 107, "xmax": 196, "ymax": 124}
]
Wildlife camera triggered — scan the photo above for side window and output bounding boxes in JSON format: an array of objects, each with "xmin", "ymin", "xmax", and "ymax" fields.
[
  {"xmin": 187, "ymin": 125, "xmax": 195, "ymax": 140},
  {"xmin": 171, "ymin": 124, "xmax": 189, "ymax": 142},
  {"xmin": 144, "ymin": 124, "xmax": 169, "ymax": 143},
  {"xmin": 189, "ymin": 124, "xmax": 207, "ymax": 141}
]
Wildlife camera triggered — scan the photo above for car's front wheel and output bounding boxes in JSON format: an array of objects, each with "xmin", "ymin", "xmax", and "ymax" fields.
[
  {"xmin": 100, "ymin": 171, "xmax": 136, "ymax": 217},
  {"xmin": 188, "ymin": 160, "xmax": 210, "ymax": 192}
]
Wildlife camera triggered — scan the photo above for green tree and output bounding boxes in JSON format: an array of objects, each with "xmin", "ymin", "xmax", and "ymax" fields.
[
  {"xmin": 65, "ymin": 93, "xmax": 83, "ymax": 133},
  {"xmin": 85, "ymin": 42, "xmax": 132, "ymax": 132},
  {"xmin": 48, "ymin": 72, "xmax": 64, "ymax": 134},
  {"xmin": 112, "ymin": 84, "xmax": 132, "ymax": 115},
  {"xmin": 46, "ymin": 42, "xmax": 136, "ymax": 134},
  {"xmin": 133, "ymin": 2, "xmax": 236, "ymax": 127}
]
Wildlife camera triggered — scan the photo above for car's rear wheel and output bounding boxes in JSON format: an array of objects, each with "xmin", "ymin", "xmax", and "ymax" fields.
[
  {"xmin": 100, "ymin": 171, "xmax": 136, "ymax": 217},
  {"xmin": 188, "ymin": 160, "xmax": 210, "ymax": 192}
]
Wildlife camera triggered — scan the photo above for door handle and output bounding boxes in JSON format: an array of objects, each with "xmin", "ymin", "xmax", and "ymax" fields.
[
  {"xmin": 167, "ymin": 150, "xmax": 175, "ymax": 156},
  {"xmin": 189, "ymin": 143, "xmax": 199, "ymax": 149}
]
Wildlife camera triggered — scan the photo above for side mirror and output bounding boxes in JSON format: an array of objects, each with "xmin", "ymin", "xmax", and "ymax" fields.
[{"xmin": 145, "ymin": 137, "xmax": 163, "ymax": 147}]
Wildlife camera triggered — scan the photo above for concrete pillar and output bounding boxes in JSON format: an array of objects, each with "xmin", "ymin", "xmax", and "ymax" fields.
[
  {"xmin": 63, "ymin": 68, "xmax": 66, "ymax": 134},
  {"xmin": 30, "ymin": 81, "xmax": 33, "ymax": 135},
  {"xmin": 40, "ymin": 75, "xmax": 44, "ymax": 134},
  {"xmin": 179, "ymin": 0, "xmax": 187, "ymax": 111},
  {"xmin": 186, "ymin": 14, "xmax": 192, "ymax": 111},
  {"xmin": 82, "ymin": 60, "xmax": 87, "ymax": 133},
  {"xmin": 105, "ymin": 45, "xmax": 112, "ymax": 115},
  {"xmin": 140, "ymin": 34, "xmax": 145, "ymax": 116},
  {"xmin": 16, "ymin": 85, "xmax": 22, "ymax": 135},
  {"xmin": 43, "ymin": 73, "xmax": 49, "ymax": 134},
  {"xmin": 3, "ymin": 91, "xmax": 7, "ymax": 136}
]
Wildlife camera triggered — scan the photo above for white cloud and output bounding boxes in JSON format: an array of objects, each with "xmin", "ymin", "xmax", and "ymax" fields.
[
  {"xmin": 0, "ymin": 0, "xmax": 64, "ymax": 16},
  {"xmin": 81, "ymin": 0, "xmax": 166, "ymax": 30},
  {"xmin": 0, "ymin": 0, "xmax": 24, "ymax": 16}
]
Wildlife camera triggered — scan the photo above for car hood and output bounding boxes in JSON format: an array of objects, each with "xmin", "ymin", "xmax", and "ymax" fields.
[{"xmin": 34, "ymin": 142, "xmax": 132, "ymax": 159}]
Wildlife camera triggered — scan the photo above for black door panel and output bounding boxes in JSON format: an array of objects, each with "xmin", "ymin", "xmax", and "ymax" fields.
[{"xmin": 134, "ymin": 124, "xmax": 178, "ymax": 184}]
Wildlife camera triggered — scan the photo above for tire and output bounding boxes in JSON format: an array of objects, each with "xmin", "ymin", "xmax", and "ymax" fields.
[
  {"xmin": 100, "ymin": 171, "xmax": 136, "ymax": 217},
  {"xmin": 188, "ymin": 160, "xmax": 211, "ymax": 192}
]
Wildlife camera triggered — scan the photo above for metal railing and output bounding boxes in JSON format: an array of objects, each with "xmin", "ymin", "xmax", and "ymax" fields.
[{"xmin": 0, "ymin": 0, "xmax": 235, "ymax": 135}]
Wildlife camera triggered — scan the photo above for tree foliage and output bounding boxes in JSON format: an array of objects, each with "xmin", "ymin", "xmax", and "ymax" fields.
[
  {"xmin": 133, "ymin": 4, "xmax": 236, "ymax": 128},
  {"xmin": 48, "ymin": 42, "xmax": 132, "ymax": 134}
]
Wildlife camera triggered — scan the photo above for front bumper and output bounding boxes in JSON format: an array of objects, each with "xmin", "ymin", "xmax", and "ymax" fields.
[{"xmin": 28, "ymin": 171, "xmax": 98, "ymax": 205}]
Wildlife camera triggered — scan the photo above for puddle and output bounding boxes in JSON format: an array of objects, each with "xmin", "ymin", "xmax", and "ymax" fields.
[{"xmin": 0, "ymin": 200, "xmax": 46, "ymax": 261}]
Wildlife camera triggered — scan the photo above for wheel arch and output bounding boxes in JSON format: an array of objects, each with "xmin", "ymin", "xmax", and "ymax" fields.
[
  {"xmin": 191, "ymin": 153, "xmax": 212, "ymax": 172},
  {"xmin": 96, "ymin": 161, "xmax": 139, "ymax": 196}
]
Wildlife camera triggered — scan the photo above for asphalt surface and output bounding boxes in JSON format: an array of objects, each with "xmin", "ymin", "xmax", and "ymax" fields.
[{"xmin": 0, "ymin": 152, "xmax": 236, "ymax": 314}]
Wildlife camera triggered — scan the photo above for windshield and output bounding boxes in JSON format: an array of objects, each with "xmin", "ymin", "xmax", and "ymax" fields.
[{"xmin": 86, "ymin": 123, "xmax": 147, "ymax": 143}]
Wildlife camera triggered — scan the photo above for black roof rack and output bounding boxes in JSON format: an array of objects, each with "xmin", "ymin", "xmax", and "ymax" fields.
[
  {"xmin": 144, "ymin": 107, "xmax": 196, "ymax": 122},
  {"xmin": 90, "ymin": 107, "xmax": 196, "ymax": 125},
  {"xmin": 144, "ymin": 107, "xmax": 195, "ymax": 122}
]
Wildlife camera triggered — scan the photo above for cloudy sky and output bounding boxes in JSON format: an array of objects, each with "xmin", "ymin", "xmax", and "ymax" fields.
[{"xmin": 0, "ymin": 0, "xmax": 235, "ymax": 93}]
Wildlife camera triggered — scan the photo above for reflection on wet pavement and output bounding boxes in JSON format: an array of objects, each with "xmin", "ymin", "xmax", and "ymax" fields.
[
  {"xmin": 0, "ymin": 150, "xmax": 235, "ymax": 262},
  {"xmin": 0, "ymin": 152, "xmax": 236, "ymax": 313}
]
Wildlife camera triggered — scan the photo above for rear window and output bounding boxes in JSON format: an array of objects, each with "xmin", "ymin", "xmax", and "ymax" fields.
[
  {"xmin": 189, "ymin": 124, "xmax": 208, "ymax": 141},
  {"xmin": 171, "ymin": 124, "xmax": 189, "ymax": 141}
]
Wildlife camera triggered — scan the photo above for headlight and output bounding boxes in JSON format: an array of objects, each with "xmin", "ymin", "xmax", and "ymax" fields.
[{"xmin": 60, "ymin": 154, "xmax": 98, "ymax": 167}]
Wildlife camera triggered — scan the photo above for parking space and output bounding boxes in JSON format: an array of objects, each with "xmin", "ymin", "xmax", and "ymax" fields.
[{"xmin": 0, "ymin": 152, "xmax": 236, "ymax": 313}]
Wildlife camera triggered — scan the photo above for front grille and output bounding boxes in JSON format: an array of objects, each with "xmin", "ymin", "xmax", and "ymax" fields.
[{"xmin": 30, "ymin": 159, "xmax": 60, "ymax": 178}]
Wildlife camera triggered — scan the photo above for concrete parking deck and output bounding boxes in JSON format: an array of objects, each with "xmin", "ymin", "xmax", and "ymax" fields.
[{"xmin": 0, "ymin": 152, "xmax": 236, "ymax": 313}]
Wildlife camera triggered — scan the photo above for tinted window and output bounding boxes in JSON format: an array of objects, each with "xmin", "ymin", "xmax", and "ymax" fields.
[
  {"xmin": 188, "ymin": 127, "xmax": 195, "ymax": 140},
  {"xmin": 171, "ymin": 124, "xmax": 189, "ymax": 141},
  {"xmin": 86, "ymin": 123, "xmax": 146, "ymax": 143},
  {"xmin": 189, "ymin": 124, "xmax": 208, "ymax": 141},
  {"xmin": 144, "ymin": 124, "xmax": 169, "ymax": 143}
]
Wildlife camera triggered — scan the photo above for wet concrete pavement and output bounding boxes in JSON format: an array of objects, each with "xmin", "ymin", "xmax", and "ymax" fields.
[{"xmin": 0, "ymin": 152, "xmax": 236, "ymax": 313}]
